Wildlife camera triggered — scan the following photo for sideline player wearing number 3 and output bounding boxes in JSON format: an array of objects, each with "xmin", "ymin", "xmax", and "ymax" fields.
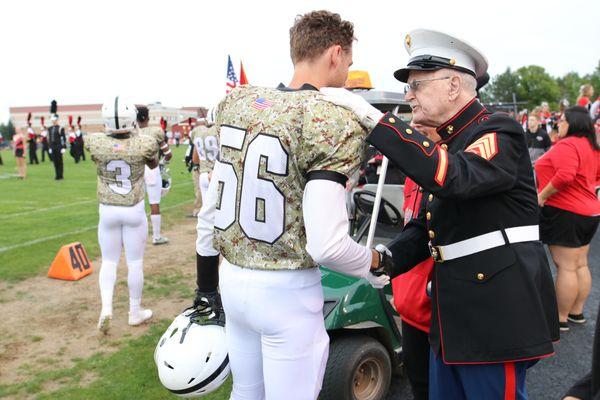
[
  {"xmin": 196, "ymin": 11, "xmax": 391, "ymax": 400},
  {"xmin": 86, "ymin": 97, "xmax": 159, "ymax": 334}
]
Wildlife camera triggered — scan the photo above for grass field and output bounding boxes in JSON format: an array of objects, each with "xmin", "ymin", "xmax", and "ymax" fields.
[
  {"xmin": 0, "ymin": 145, "xmax": 232, "ymax": 399},
  {"xmin": 0, "ymin": 145, "xmax": 195, "ymax": 282}
]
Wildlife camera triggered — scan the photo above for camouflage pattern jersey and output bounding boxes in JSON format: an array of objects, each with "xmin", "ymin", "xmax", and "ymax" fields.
[
  {"xmin": 190, "ymin": 125, "xmax": 220, "ymax": 174},
  {"xmin": 138, "ymin": 126, "xmax": 166, "ymax": 157},
  {"xmin": 212, "ymin": 85, "xmax": 366, "ymax": 271},
  {"xmin": 86, "ymin": 132, "xmax": 159, "ymax": 206}
]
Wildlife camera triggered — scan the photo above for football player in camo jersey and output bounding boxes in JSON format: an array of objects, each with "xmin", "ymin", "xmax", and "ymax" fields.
[
  {"xmin": 86, "ymin": 97, "xmax": 159, "ymax": 334},
  {"xmin": 195, "ymin": 11, "xmax": 391, "ymax": 400},
  {"xmin": 189, "ymin": 113, "xmax": 220, "ymax": 307},
  {"xmin": 136, "ymin": 105, "xmax": 172, "ymax": 246}
]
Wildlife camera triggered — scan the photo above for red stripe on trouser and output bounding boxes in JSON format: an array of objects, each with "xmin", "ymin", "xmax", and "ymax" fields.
[{"xmin": 504, "ymin": 362, "xmax": 516, "ymax": 400}]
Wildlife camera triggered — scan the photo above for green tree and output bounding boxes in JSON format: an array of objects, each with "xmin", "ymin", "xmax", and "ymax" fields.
[
  {"xmin": 515, "ymin": 65, "xmax": 561, "ymax": 109},
  {"xmin": 1, "ymin": 120, "xmax": 16, "ymax": 141},
  {"xmin": 556, "ymin": 72, "xmax": 584, "ymax": 106},
  {"xmin": 481, "ymin": 67, "xmax": 519, "ymax": 104}
]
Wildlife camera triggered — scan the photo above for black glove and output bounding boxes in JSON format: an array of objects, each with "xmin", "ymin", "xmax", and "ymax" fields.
[{"xmin": 372, "ymin": 244, "xmax": 394, "ymax": 277}]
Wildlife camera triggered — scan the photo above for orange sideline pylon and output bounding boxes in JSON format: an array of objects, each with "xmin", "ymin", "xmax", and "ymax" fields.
[{"xmin": 47, "ymin": 242, "xmax": 93, "ymax": 281}]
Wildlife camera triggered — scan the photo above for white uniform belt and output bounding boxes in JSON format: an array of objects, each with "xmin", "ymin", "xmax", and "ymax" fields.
[{"xmin": 429, "ymin": 225, "xmax": 539, "ymax": 262}]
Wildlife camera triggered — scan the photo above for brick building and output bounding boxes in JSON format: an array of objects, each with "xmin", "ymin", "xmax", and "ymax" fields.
[{"xmin": 9, "ymin": 102, "xmax": 204, "ymax": 133}]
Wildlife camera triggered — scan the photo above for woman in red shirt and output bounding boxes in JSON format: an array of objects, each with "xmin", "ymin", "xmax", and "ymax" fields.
[
  {"xmin": 577, "ymin": 84, "xmax": 594, "ymax": 111},
  {"xmin": 12, "ymin": 127, "xmax": 26, "ymax": 179},
  {"xmin": 536, "ymin": 106, "xmax": 600, "ymax": 331}
]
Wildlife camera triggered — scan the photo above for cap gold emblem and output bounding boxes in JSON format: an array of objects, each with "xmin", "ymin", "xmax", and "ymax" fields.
[
  {"xmin": 388, "ymin": 117, "xmax": 396, "ymax": 123},
  {"xmin": 405, "ymin": 34, "xmax": 411, "ymax": 48},
  {"xmin": 447, "ymin": 125, "xmax": 454, "ymax": 134},
  {"xmin": 450, "ymin": 58, "xmax": 456, "ymax": 66},
  {"xmin": 423, "ymin": 141, "xmax": 430, "ymax": 147},
  {"xmin": 477, "ymin": 273, "xmax": 485, "ymax": 281},
  {"xmin": 406, "ymin": 128, "xmax": 413, "ymax": 134}
]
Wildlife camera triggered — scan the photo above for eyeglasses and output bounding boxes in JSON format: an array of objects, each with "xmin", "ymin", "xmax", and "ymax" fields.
[{"xmin": 404, "ymin": 76, "xmax": 452, "ymax": 95}]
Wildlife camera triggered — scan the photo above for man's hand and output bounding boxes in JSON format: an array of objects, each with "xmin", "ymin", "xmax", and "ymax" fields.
[
  {"xmin": 371, "ymin": 244, "xmax": 394, "ymax": 277},
  {"xmin": 320, "ymin": 87, "xmax": 384, "ymax": 130},
  {"xmin": 60, "ymin": 148, "xmax": 65, "ymax": 154}
]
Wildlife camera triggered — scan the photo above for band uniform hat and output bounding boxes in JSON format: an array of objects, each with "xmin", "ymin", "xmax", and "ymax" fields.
[{"xmin": 394, "ymin": 29, "xmax": 488, "ymax": 83}]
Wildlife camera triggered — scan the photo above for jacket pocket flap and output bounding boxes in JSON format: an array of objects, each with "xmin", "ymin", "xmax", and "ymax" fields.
[{"xmin": 443, "ymin": 245, "xmax": 516, "ymax": 283}]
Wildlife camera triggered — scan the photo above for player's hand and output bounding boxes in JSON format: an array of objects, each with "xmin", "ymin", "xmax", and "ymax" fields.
[
  {"xmin": 60, "ymin": 148, "xmax": 65, "ymax": 154},
  {"xmin": 371, "ymin": 244, "xmax": 394, "ymax": 277},
  {"xmin": 365, "ymin": 272, "xmax": 390, "ymax": 289},
  {"xmin": 49, "ymin": 149, "xmax": 52, "ymax": 154},
  {"xmin": 320, "ymin": 87, "xmax": 384, "ymax": 130}
]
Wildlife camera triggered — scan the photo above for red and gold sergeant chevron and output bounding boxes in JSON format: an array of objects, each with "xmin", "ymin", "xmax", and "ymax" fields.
[{"xmin": 464, "ymin": 132, "xmax": 498, "ymax": 160}]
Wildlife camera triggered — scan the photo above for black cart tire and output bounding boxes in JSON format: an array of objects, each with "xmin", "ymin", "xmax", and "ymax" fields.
[{"xmin": 320, "ymin": 334, "xmax": 392, "ymax": 400}]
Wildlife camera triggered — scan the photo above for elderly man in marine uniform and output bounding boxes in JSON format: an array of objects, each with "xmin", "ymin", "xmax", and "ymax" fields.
[{"xmin": 322, "ymin": 29, "xmax": 559, "ymax": 400}]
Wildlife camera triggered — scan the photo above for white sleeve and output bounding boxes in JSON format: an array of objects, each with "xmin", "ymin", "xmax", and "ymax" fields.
[
  {"xmin": 195, "ymin": 162, "xmax": 221, "ymax": 256},
  {"xmin": 303, "ymin": 179, "xmax": 373, "ymax": 277}
]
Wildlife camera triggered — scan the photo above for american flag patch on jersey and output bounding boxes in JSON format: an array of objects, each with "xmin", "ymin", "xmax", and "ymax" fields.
[
  {"xmin": 251, "ymin": 98, "xmax": 273, "ymax": 110},
  {"xmin": 113, "ymin": 143, "xmax": 124, "ymax": 152}
]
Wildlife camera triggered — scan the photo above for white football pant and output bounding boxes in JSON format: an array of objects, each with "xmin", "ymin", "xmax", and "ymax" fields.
[
  {"xmin": 97, "ymin": 200, "xmax": 148, "ymax": 314},
  {"xmin": 219, "ymin": 259, "xmax": 329, "ymax": 400},
  {"xmin": 144, "ymin": 165, "xmax": 162, "ymax": 205},
  {"xmin": 199, "ymin": 171, "xmax": 210, "ymax": 202}
]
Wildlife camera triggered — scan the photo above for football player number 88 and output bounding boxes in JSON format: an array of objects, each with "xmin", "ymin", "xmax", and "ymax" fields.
[
  {"xmin": 106, "ymin": 160, "xmax": 132, "ymax": 195},
  {"xmin": 215, "ymin": 125, "xmax": 288, "ymax": 244}
]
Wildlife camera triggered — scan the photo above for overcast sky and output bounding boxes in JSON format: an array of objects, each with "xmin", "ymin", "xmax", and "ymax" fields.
[{"xmin": 0, "ymin": 0, "xmax": 598, "ymax": 123}]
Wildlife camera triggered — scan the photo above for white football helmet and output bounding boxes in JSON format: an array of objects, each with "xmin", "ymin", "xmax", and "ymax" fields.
[
  {"xmin": 102, "ymin": 96, "xmax": 137, "ymax": 133},
  {"xmin": 206, "ymin": 107, "xmax": 217, "ymax": 127},
  {"xmin": 154, "ymin": 308, "xmax": 230, "ymax": 398}
]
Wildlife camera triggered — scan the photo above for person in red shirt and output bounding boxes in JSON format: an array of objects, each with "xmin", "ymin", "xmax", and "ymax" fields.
[
  {"xmin": 577, "ymin": 84, "xmax": 595, "ymax": 111},
  {"xmin": 12, "ymin": 127, "xmax": 27, "ymax": 179},
  {"xmin": 391, "ymin": 123, "xmax": 439, "ymax": 400},
  {"xmin": 535, "ymin": 106, "xmax": 600, "ymax": 331}
]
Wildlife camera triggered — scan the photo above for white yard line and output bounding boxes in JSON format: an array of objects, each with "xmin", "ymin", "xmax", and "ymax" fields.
[
  {"xmin": 0, "ymin": 181, "xmax": 192, "ymax": 220},
  {"xmin": 0, "ymin": 199, "xmax": 96, "ymax": 220},
  {"xmin": 0, "ymin": 199, "xmax": 38, "ymax": 204},
  {"xmin": 0, "ymin": 226, "xmax": 97, "ymax": 253},
  {"xmin": 0, "ymin": 199, "xmax": 194, "ymax": 253}
]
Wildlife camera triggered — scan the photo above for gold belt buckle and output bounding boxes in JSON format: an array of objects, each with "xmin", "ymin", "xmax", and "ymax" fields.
[{"xmin": 428, "ymin": 242, "xmax": 444, "ymax": 263}]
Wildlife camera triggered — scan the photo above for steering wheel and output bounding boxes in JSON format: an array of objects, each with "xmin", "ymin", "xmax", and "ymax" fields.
[{"xmin": 352, "ymin": 190, "xmax": 402, "ymax": 226}]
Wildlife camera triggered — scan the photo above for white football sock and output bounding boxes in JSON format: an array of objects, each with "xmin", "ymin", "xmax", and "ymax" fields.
[
  {"xmin": 150, "ymin": 214, "xmax": 161, "ymax": 240},
  {"xmin": 127, "ymin": 259, "xmax": 144, "ymax": 313},
  {"xmin": 99, "ymin": 261, "xmax": 118, "ymax": 316}
]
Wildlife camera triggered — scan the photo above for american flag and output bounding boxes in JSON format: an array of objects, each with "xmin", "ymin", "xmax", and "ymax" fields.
[
  {"xmin": 251, "ymin": 98, "xmax": 274, "ymax": 110},
  {"xmin": 113, "ymin": 143, "xmax": 123, "ymax": 152},
  {"xmin": 226, "ymin": 55, "xmax": 238, "ymax": 94}
]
